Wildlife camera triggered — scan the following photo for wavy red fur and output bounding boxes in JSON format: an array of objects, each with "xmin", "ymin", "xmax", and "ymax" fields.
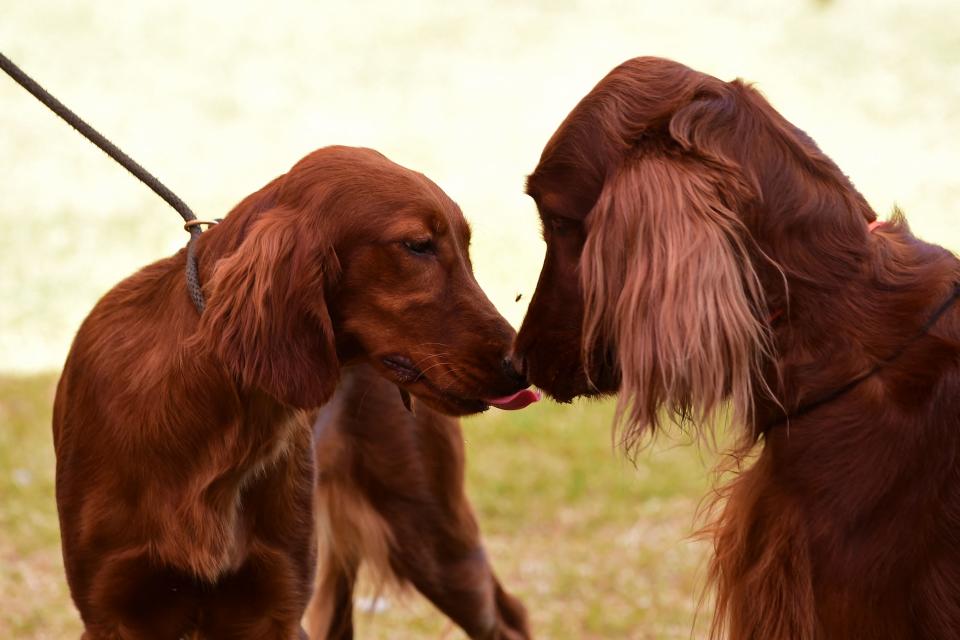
[
  {"xmin": 517, "ymin": 57, "xmax": 960, "ymax": 639},
  {"xmin": 53, "ymin": 145, "xmax": 530, "ymax": 639}
]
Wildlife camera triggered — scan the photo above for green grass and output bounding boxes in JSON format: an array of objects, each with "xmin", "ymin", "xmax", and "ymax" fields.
[
  {"xmin": 0, "ymin": 374, "xmax": 77, "ymax": 639},
  {"xmin": 0, "ymin": 375, "xmax": 716, "ymax": 639},
  {"xmin": 455, "ymin": 401, "xmax": 716, "ymax": 640}
]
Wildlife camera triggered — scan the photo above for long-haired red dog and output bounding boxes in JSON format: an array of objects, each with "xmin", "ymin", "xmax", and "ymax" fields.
[
  {"xmin": 515, "ymin": 57, "xmax": 960, "ymax": 639},
  {"xmin": 53, "ymin": 145, "xmax": 532, "ymax": 639}
]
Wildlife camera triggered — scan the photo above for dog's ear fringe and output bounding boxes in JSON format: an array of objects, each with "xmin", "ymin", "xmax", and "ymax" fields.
[
  {"xmin": 581, "ymin": 147, "xmax": 776, "ymax": 458},
  {"xmin": 188, "ymin": 207, "xmax": 340, "ymax": 409}
]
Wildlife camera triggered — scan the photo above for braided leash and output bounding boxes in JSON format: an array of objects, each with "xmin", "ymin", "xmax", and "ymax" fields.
[{"xmin": 0, "ymin": 51, "xmax": 214, "ymax": 313}]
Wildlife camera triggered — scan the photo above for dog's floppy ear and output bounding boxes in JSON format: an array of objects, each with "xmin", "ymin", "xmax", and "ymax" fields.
[
  {"xmin": 581, "ymin": 124, "xmax": 771, "ymax": 450},
  {"xmin": 667, "ymin": 82, "xmax": 761, "ymax": 183},
  {"xmin": 195, "ymin": 208, "xmax": 340, "ymax": 409}
]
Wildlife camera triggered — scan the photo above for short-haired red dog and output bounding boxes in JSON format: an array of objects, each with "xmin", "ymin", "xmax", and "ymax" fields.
[
  {"xmin": 53, "ymin": 145, "xmax": 533, "ymax": 639},
  {"xmin": 515, "ymin": 57, "xmax": 960, "ymax": 639}
]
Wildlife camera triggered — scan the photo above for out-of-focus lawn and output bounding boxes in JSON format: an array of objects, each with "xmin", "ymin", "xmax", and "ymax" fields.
[
  {"xmin": 0, "ymin": 375, "xmax": 78, "ymax": 639},
  {"xmin": 0, "ymin": 374, "xmax": 715, "ymax": 639},
  {"xmin": 1, "ymin": 1, "xmax": 959, "ymax": 638}
]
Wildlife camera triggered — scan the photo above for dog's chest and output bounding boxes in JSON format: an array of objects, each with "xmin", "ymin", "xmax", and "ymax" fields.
[{"xmin": 181, "ymin": 410, "xmax": 312, "ymax": 580}]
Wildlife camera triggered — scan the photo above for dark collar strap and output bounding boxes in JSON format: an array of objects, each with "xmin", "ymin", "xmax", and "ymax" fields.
[{"xmin": 766, "ymin": 281, "xmax": 960, "ymax": 430}]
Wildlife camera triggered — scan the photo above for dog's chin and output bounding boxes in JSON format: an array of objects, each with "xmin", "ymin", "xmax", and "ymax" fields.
[
  {"xmin": 529, "ymin": 361, "xmax": 620, "ymax": 404},
  {"xmin": 377, "ymin": 355, "xmax": 491, "ymax": 416},
  {"xmin": 410, "ymin": 388, "xmax": 490, "ymax": 416},
  {"xmin": 587, "ymin": 363, "xmax": 621, "ymax": 397}
]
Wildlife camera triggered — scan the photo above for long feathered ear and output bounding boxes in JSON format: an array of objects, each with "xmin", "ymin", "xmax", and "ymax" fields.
[
  {"xmin": 194, "ymin": 207, "xmax": 340, "ymax": 409},
  {"xmin": 581, "ymin": 107, "xmax": 772, "ymax": 450}
]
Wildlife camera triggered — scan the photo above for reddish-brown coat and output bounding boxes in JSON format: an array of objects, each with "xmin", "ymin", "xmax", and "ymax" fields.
[
  {"xmin": 517, "ymin": 57, "xmax": 960, "ymax": 639},
  {"xmin": 54, "ymin": 146, "xmax": 528, "ymax": 639}
]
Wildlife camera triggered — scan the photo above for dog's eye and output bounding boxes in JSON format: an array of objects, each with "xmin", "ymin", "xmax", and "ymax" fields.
[
  {"xmin": 545, "ymin": 215, "xmax": 577, "ymax": 237},
  {"xmin": 403, "ymin": 238, "xmax": 436, "ymax": 256}
]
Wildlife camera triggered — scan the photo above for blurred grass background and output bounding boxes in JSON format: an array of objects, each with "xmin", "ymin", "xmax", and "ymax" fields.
[{"xmin": 1, "ymin": 0, "xmax": 957, "ymax": 638}]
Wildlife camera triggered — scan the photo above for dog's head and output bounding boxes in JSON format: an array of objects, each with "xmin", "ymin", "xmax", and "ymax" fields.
[
  {"xmin": 516, "ymin": 57, "xmax": 874, "ymax": 446},
  {"xmin": 195, "ymin": 146, "xmax": 530, "ymax": 415}
]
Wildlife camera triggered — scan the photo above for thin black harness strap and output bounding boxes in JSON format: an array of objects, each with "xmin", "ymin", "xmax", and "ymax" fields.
[
  {"xmin": 0, "ymin": 52, "xmax": 208, "ymax": 313},
  {"xmin": 770, "ymin": 281, "xmax": 960, "ymax": 428}
]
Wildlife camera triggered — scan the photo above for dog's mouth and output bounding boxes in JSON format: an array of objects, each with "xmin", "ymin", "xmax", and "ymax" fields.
[{"xmin": 380, "ymin": 355, "xmax": 539, "ymax": 415}]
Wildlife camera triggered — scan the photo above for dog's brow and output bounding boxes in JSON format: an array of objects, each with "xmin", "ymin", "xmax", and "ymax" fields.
[
  {"xmin": 537, "ymin": 191, "xmax": 574, "ymax": 221},
  {"xmin": 524, "ymin": 175, "xmax": 539, "ymax": 198},
  {"xmin": 386, "ymin": 210, "xmax": 433, "ymax": 239},
  {"xmin": 430, "ymin": 213, "xmax": 448, "ymax": 235},
  {"xmin": 442, "ymin": 213, "xmax": 472, "ymax": 247}
]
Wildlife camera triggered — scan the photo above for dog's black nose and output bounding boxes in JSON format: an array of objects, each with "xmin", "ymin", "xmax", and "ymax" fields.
[{"xmin": 501, "ymin": 354, "xmax": 528, "ymax": 388}]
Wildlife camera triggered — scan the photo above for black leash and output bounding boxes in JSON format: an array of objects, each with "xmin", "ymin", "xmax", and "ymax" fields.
[
  {"xmin": 768, "ymin": 281, "xmax": 960, "ymax": 430},
  {"xmin": 0, "ymin": 52, "xmax": 216, "ymax": 313}
]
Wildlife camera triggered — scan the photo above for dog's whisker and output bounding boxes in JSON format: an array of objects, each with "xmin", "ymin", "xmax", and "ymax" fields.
[
  {"xmin": 418, "ymin": 360, "xmax": 453, "ymax": 378},
  {"xmin": 412, "ymin": 352, "xmax": 452, "ymax": 369}
]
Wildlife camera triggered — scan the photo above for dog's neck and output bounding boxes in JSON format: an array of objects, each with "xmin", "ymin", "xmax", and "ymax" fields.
[
  {"xmin": 753, "ymin": 216, "xmax": 960, "ymax": 433},
  {"xmin": 727, "ymin": 101, "xmax": 944, "ymax": 423}
]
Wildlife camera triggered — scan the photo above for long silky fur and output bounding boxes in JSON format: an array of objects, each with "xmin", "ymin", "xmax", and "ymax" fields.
[
  {"xmin": 581, "ymin": 151, "xmax": 774, "ymax": 455},
  {"xmin": 529, "ymin": 56, "xmax": 960, "ymax": 639}
]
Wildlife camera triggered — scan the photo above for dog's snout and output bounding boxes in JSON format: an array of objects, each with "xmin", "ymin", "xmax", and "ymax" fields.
[{"xmin": 501, "ymin": 354, "xmax": 527, "ymax": 388}]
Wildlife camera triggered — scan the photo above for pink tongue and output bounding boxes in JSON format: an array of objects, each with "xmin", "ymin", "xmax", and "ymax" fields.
[{"xmin": 484, "ymin": 388, "xmax": 541, "ymax": 411}]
